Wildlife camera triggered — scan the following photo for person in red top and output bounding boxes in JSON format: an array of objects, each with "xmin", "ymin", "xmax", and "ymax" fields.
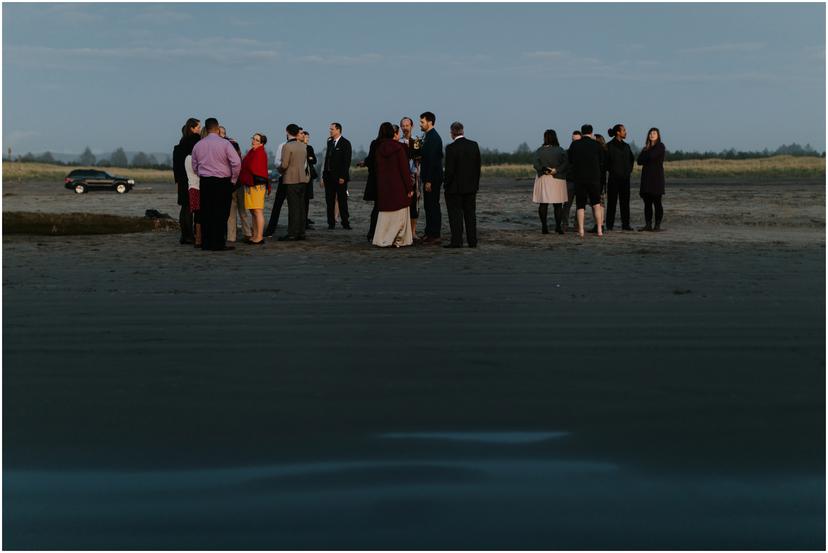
[
  {"xmin": 239, "ymin": 133, "xmax": 269, "ymax": 245},
  {"xmin": 372, "ymin": 122, "xmax": 414, "ymax": 247}
]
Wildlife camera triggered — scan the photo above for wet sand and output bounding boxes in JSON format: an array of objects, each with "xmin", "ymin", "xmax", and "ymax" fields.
[{"xmin": 3, "ymin": 178, "xmax": 825, "ymax": 549}]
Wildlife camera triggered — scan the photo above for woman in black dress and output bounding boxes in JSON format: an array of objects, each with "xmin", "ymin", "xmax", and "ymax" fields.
[{"xmin": 637, "ymin": 127, "xmax": 666, "ymax": 231}]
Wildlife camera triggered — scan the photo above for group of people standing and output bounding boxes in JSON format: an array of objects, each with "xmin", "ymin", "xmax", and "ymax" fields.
[
  {"xmin": 532, "ymin": 123, "xmax": 666, "ymax": 237},
  {"xmin": 172, "ymin": 111, "xmax": 482, "ymax": 251},
  {"xmin": 172, "ymin": 115, "xmax": 664, "ymax": 251}
]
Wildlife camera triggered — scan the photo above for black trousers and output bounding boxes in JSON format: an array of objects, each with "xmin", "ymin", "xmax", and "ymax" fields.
[
  {"xmin": 178, "ymin": 199, "xmax": 193, "ymax": 241},
  {"xmin": 606, "ymin": 174, "xmax": 631, "ymax": 229},
  {"xmin": 264, "ymin": 178, "xmax": 287, "ymax": 235},
  {"xmin": 304, "ymin": 180, "xmax": 314, "ymax": 224},
  {"xmin": 199, "ymin": 177, "xmax": 233, "ymax": 250},
  {"xmin": 286, "ymin": 183, "xmax": 306, "ymax": 238},
  {"xmin": 367, "ymin": 203, "xmax": 379, "ymax": 240},
  {"xmin": 323, "ymin": 172, "xmax": 349, "ymax": 227},
  {"xmin": 423, "ymin": 182, "xmax": 442, "ymax": 237},
  {"xmin": 445, "ymin": 192, "xmax": 477, "ymax": 246},
  {"xmin": 641, "ymin": 193, "xmax": 664, "ymax": 225}
]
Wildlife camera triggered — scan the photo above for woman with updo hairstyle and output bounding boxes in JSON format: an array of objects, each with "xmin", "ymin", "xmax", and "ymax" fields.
[
  {"xmin": 637, "ymin": 127, "xmax": 666, "ymax": 231},
  {"xmin": 532, "ymin": 129, "xmax": 569, "ymax": 234},
  {"xmin": 172, "ymin": 117, "xmax": 201, "ymax": 245},
  {"xmin": 605, "ymin": 123, "xmax": 635, "ymax": 231},
  {"xmin": 239, "ymin": 132, "xmax": 269, "ymax": 244}
]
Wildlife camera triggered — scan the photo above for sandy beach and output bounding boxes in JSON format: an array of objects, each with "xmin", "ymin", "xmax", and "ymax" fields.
[{"xmin": 3, "ymin": 177, "xmax": 825, "ymax": 549}]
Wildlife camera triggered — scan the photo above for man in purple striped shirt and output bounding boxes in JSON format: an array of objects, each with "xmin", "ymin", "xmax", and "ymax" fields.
[{"xmin": 191, "ymin": 117, "xmax": 241, "ymax": 251}]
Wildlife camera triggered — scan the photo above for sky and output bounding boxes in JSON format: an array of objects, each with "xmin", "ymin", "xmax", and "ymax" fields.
[{"xmin": 2, "ymin": 2, "xmax": 826, "ymax": 157}]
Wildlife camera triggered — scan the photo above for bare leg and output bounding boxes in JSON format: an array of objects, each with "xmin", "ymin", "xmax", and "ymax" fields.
[
  {"xmin": 254, "ymin": 209, "xmax": 265, "ymax": 241},
  {"xmin": 194, "ymin": 223, "xmax": 202, "ymax": 246},
  {"xmin": 411, "ymin": 219, "xmax": 417, "ymax": 235},
  {"xmin": 576, "ymin": 208, "xmax": 585, "ymax": 238},
  {"xmin": 593, "ymin": 204, "xmax": 604, "ymax": 237}
]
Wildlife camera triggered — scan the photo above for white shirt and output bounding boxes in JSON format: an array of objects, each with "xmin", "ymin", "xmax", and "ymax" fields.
[{"xmin": 275, "ymin": 142, "xmax": 286, "ymax": 166}]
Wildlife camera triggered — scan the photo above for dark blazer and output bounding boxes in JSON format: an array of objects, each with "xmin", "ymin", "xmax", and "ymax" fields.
[
  {"xmin": 323, "ymin": 136, "xmax": 352, "ymax": 184},
  {"xmin": 444, "ymin": 137, "xmax": 481, "ymax": 194},
  {"xmin": 362, "ymin": 139, "xmax": 378, "ymax": 201},
  {"xmin": 606, "ymin": 138, "xmax": 634, "ymax": 178},
  {"xmin": 420, "ymin": 128, "xmax": 443, "ymax": 186},
  {"xmin": 638, "ymin": 142, "xmax": 666, "ymax": 195},
  {"xmin": 375, "ymin": 139, "xmax": 413, "ymax": 212},
  {"xmin": 172, "ymin": 133, "xmax": 200, "ymax": 205},
  {"xmin": 567, "ymin": 136, "xmax": 604, "ymax": 184},
  {"xmin": 306, "ymin": 144, "xmax": 318, "ymax": 181}
]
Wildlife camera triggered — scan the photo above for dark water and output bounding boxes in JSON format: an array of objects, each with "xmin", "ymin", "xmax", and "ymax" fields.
[{"xmin": 5, "ymin": 431, "xmax": 824, "ymax": 550}]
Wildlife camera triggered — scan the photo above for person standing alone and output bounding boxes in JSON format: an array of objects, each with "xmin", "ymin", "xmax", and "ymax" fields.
[
  {"xmin": 322, "ymin": 122, "xmax": 352, "ymax": 230},
  {"xmin": 443, "ymin": 121, "xmax": 481, "ymax": 248},
  {"xmin": 190, "ymin": 118, "xmax": 241, "ymax": 251}
]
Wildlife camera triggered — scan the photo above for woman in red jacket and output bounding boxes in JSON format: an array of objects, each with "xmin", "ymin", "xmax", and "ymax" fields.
[
  {"xmin": 239, "ymin": 133, "xmax": 269, "ymax": 244},
  {"xmin": 372, "ymin": 122, "xmax": 414, "ymax": 247}
]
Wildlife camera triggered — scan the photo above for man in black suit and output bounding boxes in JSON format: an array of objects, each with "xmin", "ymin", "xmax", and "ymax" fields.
[
  {"xmin": 419, "ymin": 111, "xmax": 443, "ymax": 244},
  {"xmin": 322, "ymin": 122, "xmax": 352, "ymax": 230},
  {"xmin": 567, "ymin": 124, "xmax": 605, "ymax": 237},
  {"xmin": 443, "ymin": 121, "xmax": 481, "ymax": 248}
]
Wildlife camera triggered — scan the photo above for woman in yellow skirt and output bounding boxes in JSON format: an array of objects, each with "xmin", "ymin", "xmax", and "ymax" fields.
[{"xmin": 239, "ymin": 133, "xmax": 269, "ymax": 245}]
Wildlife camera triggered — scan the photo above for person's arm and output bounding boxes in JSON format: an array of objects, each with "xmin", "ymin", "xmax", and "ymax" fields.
[
  {"xmin": 473, "ymin": 142, "xmax": 481, "ymax": 187},
  {"xmin": 399, "ymin": 147, "xmax": 413, "ymax": 196},
  {"xmin": 556, "ymin": 149, "xmax": 570, "ymax": 177},
  {"xmin": 340, "ymin": 140, "xmax": 352, "ymax": 183},
  {"xmin": 532, "ymin": 149, "xmax": 543, "ymax": 175},
  {"xmin": 279, "ymin": 145, "xmax": 291, "ymax": 173},
  {"xmin": 190, "ymin": 145, "xmax": 200, "ymax": 176},
  {"xmin": 626, "ymin": 144, "xmax": 635, "ymax": 174},
  {"xmin": 228, "ymin": 142, "xmax": 241, "ymax": 183},
  {"xmin": 444, "ymin": 143, "xmax": 455, "ymax": 190}
]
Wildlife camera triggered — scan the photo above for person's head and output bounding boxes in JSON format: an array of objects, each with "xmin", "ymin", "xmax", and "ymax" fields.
[
  {"xmin": 204, "ymin": 118, "xmax": 220, "ymax": 134},
  {"xmin": 286, "ymin": 123, "xmax": 300, "ymax": 139},
  {"xmin": 218, "ymin": 126, "xmax": 227, "ymax": 138},
  {"xmin": 419, "ymin": 111, "xmax": 436, "ymax": 132},
  {"xmin": 609, "ymin": 124, "xmax": 626, "ymax": 140},
  {"xmin": 647, "ymin": 127, "xmax": 661, "ymax": 146},
  {"xmin": 182, "ymin": 118, "xmax": 201, "ymax": 137},
  {"xmin": 595, "ymin": 134, "xmax": 606, "ymax": 148},
  {"xmin": 400, "ymin": 117, "xmax": 414, "ymax": 137},
  {"xmin": 329, "ymin": 122, "xmax": 342, "ymax": 139},
  {"xmin": 300, "ymin": 130, "xmax": 309, "ymax": 144},
  {"xmin": 378, "ymin": 122, "xmax": 396, "ymax": 140},
  {"xmin": 393, "ymin": 125, "xmax": 400, "ymax": 141},
  {"xmin": 580, "ymin": 124, "xmax": 593, "ymax": 136},
  {"xmin": 251, "ymin": 133, "xmax": 267, "ymax": 149},
  {"xmin": 450, "ymin": 121, "xmax": 464, "ymax": 139},
  {"xmin": 571, "ymin": 130, "xmax": 582, "ymax": 142},
  {"xmin": 543, "ymin": 129, "xmax": 559, "ymax": 147}
]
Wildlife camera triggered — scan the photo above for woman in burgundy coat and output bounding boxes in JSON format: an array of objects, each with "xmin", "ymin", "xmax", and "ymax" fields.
[
  {"xmin": 372, "ymin": 122, "xmax": 414, "ymax": 247},
  {"xmin": 637, "ymin": 127, "xmax": 666, "ymax": 231}
]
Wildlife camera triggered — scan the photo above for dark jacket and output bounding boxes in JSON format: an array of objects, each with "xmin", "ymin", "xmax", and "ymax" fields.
[
  {"xmin": 606, "ymin": 138, "xmax": 635, "ymax": 178},
  {"xmin": 533, "ymin": 145, "xmax": 569, "ymax": 179},
  {"xmin": 638, "ymin": 142, "xmax": 666, "ymax": 195},
  {"xmin": 375, "ymin": 139, "xmax": 412, "ymax": 212},
  {"xmin": 420, "ymin": 127, "xmax": 443, "ymax": 186},
  {"xmin": 172, "ymin": 133, "xmax": 200, "ymax": 205},
  {"xmin": 306, "ymin": 144, "xmax": 318, "ymax": 181},
  {"xmin": 323, "ymin": 136, "xmax": 352, "ymax": 184},
  {"xmin": 362, "ymin": 139, "xmax": 379, "ymax": 201},
  {"xmin": 567, "ymin": 136, "xmax": 604, "ymax": 185},
  {"xmin": 444, "ymin": 137, "xmax": 481, "ymax": 194}
]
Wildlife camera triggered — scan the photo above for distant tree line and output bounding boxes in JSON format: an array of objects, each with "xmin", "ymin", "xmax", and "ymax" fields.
[{"xmin": 4, "ymin": 142, "xmax": 825, "ymax": 169}]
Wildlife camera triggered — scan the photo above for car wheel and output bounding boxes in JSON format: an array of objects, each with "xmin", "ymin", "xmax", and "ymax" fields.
[
  {"xmin": 74, "ymin": 184, "xmax": 87, "ymax": 194},
  {"xmin": 115, "ymin": 183, "xmax": 128, "ymax": 194}
]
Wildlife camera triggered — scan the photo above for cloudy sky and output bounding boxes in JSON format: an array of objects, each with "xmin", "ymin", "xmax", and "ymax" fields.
[{"xmin": 3, "ymin": 2, "xmax": 825, "ymax": 156}]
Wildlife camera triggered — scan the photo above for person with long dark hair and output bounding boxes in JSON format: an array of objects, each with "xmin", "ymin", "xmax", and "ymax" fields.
[
  {"xmin": 637, "ymin": 127, "xmax": 666, "ymax": 231},
  {"xmin": 358, "ymin": 125, "xmax": 382, "ymax": 241},
  {"xmin": 172, "ymin": 118, "xmax": 201, "ymax": 244},
  {"xmin": 532, "ymin": 129, "xmax": 569, "ymax": 234},
  {"xmin": 372, "ymin": 122, "xmax": 414, "ymax": 247},
  {"xmin": 605, "ymin": 123, "xmax": 635, "ymax": 231}
]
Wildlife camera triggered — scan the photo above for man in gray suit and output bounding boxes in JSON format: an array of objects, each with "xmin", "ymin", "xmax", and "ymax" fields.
[{"xmin": 278, "ymin": 123, "xmax": 309, "ymax": 241}]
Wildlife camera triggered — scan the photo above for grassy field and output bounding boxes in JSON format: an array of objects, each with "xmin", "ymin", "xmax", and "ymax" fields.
[{"xmin": 2, "ymin": 155, "xmax": 825, "ymax": 184}]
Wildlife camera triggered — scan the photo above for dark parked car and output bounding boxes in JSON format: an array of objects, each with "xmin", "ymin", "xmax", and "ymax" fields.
[{"xmin": 64, "ymin": 169, "xmax": 135, "ymax": 194}]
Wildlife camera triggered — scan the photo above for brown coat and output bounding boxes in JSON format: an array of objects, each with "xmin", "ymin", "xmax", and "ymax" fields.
[{"xmin": 279, "ymin": 139, "xmax": 308, "ymax": 185}]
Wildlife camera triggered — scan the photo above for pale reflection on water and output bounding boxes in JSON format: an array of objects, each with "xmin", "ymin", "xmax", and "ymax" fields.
[{"xmin": 4, "ymin": 431, "xmax": 824, "ymax": 549}]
